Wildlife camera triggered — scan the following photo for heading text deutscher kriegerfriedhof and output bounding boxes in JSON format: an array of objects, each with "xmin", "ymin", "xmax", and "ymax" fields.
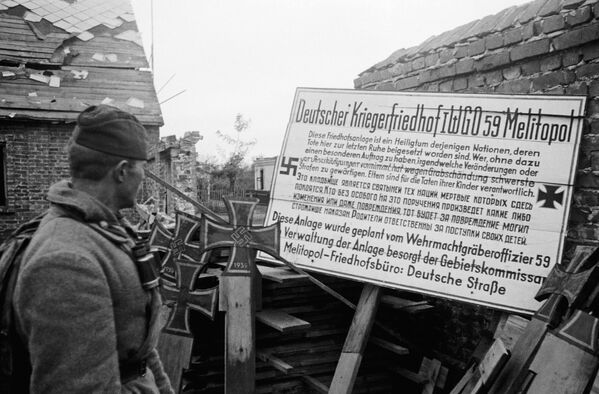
[{"xmin": 264, "ymin": 88, "xmax": 586, "ymax": 313}]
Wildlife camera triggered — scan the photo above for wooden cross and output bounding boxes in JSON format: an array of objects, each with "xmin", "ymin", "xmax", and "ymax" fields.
[
  {"xmin": 161, "ymin": 259, "xmax": 218, "ymax": 336},
  {"xmin": 199, "ymin": 198, "xmax": 280, "ymax": 394},
  {"xmin": 149, "ymin": 210, "xmax": 203, "ymax": 283}
]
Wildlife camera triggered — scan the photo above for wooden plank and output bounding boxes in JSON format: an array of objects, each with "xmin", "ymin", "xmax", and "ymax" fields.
[
  {"xmin": 0, "ymin": 79, "xmax": 157, "ymax": 95},
  {"xmin": 156, "ymin": 333, "xmax": 194, "ymax": 393},
  {"xmin": 419, "ymin": 357, "xmax": 442, "ymax": 394},
  {"xmin": 256, "ymin": 309, "xmax": 311, "ymax": 332},
  {"xmin": 493, "ymin": 314, "xmax": 528, "ymax": 351},
  {"xmin": 257, "ymin": 264, "xmax": 308, "ymax": 283},
  {"xmin": 452, "ymin": 338, "xmax": 508, "ymax": 394},
  {"xmin": 2, "ymin": 77, "xmax": 158, "ymax": 93},
  {"xmin": 590, "ymin": 370, "xmax": 599, "ymax": 394},
  {"xmin": 260, "ymin": 342, "xmax": 342, "ymax": 360},
  {"xmin": 370, "ymin": 336, "xmax": 409, "ymax": 356},
  {"xmin": 388, "ymin": 366, "xmax": 428, "ymax": 385},
  {"xmin": 0, "ymin": 39, "xmax": 59, "ymax": 52},
  {"xmin": 380, "ymin": 294, "xmax": 432, "ymax": 313},
  {"xmin": 478, "ymin": 339, "xmax": 509, "ymax": 386},
  {"xmin": 1, "ymin": 75, "xmax": 157, "ymax": 92},
  {"xmin": 329, "ymin": 284, "xmax": 381, "ymax": 394},
  {"xmin": 330, "ymin": 354, "xmax": 362, "ymax": 393},
  {"xmin": 256, "ymin": 352, "xmax": 294, "ymax": 374},
  {"xmin": 0, "ymin": 48, "xmax": 47, "ymax": 59},
  {"xmin": 0, "ymin": 108, "xmax": 162, "ymax": 125},
  {"xmin": 404, "ymin": 304, "xmax": 435, "ymax": 314},
  {"xmin": 0, "ymin": 101, "xmax": 160, "ymax": 123},
  {"xmin": 450, "ymin": 364, "xmax": 477, "ymax": 394},
  {"xmin": 437, "ymin": 366, "xmax": 449, "ymax": 390},
  {"xmin": 221, "ymin": 276, "xmax": 256, "ymax": 394},
  {"xmin": 0, "ymin": 91, "xmax": 160, "ymax": 111},
  {"xmin": 302, "ymin": 375, "xmax": 329, "ymax": 393},
  {"xmin": 381, "ymin": 294, "xmax": 428, "ymax": 309}
]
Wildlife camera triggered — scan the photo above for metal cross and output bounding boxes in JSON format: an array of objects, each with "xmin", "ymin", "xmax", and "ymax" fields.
[
  {"xmin": 536, "ymin": 263, "xmax": 599, "ymax": 312},
  {"xmin": 161, "ymin": 259, "xmax": 218, "ymax": 337},
  {"xmin": 200, "ymin": 198, "xmax": 280, "ymax": 277},
  {"xmin": 149, "ymin": 210, "xmax": 203, "ymax": 283},
  {"xmin": 199, "ymin": 197, "xmax": 280, "ymax": 394}
]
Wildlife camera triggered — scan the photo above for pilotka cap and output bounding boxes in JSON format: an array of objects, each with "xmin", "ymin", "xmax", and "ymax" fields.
[{"xmin": 73, "ymin": 104, "xmax": 148, "ymax": 160}]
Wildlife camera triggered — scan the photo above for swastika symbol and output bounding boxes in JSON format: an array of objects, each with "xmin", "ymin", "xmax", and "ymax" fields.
[
  {"xmin": 280, "ymin": 156, "xmax": 299, "ymax": 176},
  {"xmin": 170, "ymin": 238, "xmax": 184, "ymax": 256},
  {"xmin": 231, "ymin": 227, "xmax": 252, "ymax": 247}
]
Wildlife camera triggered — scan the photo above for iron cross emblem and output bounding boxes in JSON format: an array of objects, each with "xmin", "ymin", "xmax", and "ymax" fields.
[
  {"xmin": 161, "ymin": 259, "xmax": 218, "ymax": 337},
  {"xmin": 149, "ymin": 210, "xmax": 203, "ymax": 283},
  {"xmin": 199, "ymin": 197, "xmax": 280, "ymax": 393},
  {"xmin": 537, "ymin": 184, "xmax": 564, "ymax": 209},
  {"xmin": 199, "ymin": 198, "xmax": 280, "ymax": 277}
]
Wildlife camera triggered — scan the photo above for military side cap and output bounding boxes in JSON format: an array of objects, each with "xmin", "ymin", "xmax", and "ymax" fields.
[{"xmin": 73, "ymin": 104, "xmax": 148, "ymax": 160}]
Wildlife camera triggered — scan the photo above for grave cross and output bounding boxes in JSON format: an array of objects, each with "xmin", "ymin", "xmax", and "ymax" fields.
[
  {"xmin": 161, "ymin": 259, "xmax": 218, "ymax": 337},
  {"xmin": 149, "ymin": 211, "xmax": 217, "ymax": 390},
  {"xmin": 199, "ymin": 198, "xmax": 280, "ymax": 394},
  {"xmin": 149, "ymin": 210, "xmax": 203, "ymax": 283},
  {"xmin": 488, "ymin": 246, "xmax": 599, "ymax": 394},
  {"xmin": 535, "ymin": 263, "xmax": 599, "ymax": 313}
]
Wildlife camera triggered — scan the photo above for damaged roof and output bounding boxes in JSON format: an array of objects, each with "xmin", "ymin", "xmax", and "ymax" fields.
[{"xmin": 0, "ymin": 0, "xmax": 162, "ymax": 125}]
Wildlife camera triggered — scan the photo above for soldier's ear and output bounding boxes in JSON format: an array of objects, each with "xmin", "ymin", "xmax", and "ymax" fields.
[{"xmin": 113, "ymin": 160, "xmax": 129, "ymax": 183}]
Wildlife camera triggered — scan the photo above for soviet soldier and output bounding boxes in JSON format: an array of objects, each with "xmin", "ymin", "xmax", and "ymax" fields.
[{"xmin": 13, "ymin": 105, "xmax": 174, "ymax": 393}]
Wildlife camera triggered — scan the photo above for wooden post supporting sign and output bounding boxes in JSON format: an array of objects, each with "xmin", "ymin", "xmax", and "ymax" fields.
[{"xmin": 330, "ymin": 284, "xmax": 382, "ymax": 394}]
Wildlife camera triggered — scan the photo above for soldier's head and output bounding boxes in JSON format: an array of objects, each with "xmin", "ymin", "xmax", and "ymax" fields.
[{"xmin": 67, "ymin": 105, "xmax": 148, "ymax": 209}]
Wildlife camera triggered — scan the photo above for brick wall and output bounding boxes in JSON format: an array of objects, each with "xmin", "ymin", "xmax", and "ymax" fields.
[
  {"xmin": 153, "ymin": 132, "xmax": 202, "ymax": 215},
  {"xmin": 0, "ymin": 121, "xmax": 160, "ymax": 239},
  {"xmin": 355, "ymin": 0, "xmax": 599, "ymax": 266},
  {"xmin": 354, "ymin": 0, "xmax": 599, "ymax": 366},
  {"xmin": 0, "ymin": 122, "xmax": 71, "ymax": 237}
]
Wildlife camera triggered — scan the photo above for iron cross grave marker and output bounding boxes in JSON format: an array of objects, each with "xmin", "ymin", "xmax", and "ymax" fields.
[
  {"xmin": 149, "ymin": 210, "xmax": 203, "ymax": 283},
  {"xmin": 161, "ymin": 259, "xmax": 218, "ymax": 337},
  {"xmin": 199, "ymin": 197, "xmax": 280, "ymax": 394},
  {"xmin": 200, "ymin": 198, "xmax": 280, "ymax": 278}
]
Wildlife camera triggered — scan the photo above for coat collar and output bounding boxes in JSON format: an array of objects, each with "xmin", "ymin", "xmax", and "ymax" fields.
[
  {"xmin": 47, "ymin": 180, "xmax": 120, "ymax": 225},
  {"xmin": 46, "ymin": 180, "xmax": 137, "ymax": 247}
]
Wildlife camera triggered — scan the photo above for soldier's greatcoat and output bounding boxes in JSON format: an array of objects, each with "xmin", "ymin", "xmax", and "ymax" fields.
[{"xmin": 14, "ymin": 180, "xmax": 173, "ymax": 393}]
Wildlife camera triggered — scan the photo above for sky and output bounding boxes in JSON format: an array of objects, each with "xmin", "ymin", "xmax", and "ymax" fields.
[{"xmin": 130, "ymin": 0, "xmax": 533, "ymax": 165}]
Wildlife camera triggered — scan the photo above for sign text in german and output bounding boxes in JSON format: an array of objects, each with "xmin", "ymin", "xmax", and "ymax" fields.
[{"xmin": 264, "ymin": 88, "xmax": 585, "ymax": 313}]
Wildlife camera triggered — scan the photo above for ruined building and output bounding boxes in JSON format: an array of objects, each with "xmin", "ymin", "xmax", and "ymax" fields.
[
  {"xmin": 151, "ymin": 131, "xmax": 203, "ymax": 215},
  {"xmin": 0, "ymin": 0, "xmax": 162, "ymax": 237}
]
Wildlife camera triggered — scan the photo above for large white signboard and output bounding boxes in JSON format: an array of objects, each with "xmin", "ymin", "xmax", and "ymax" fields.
[{"xmin": 264, "ymin": 88, "xmax": 585, "ymax": 314}]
